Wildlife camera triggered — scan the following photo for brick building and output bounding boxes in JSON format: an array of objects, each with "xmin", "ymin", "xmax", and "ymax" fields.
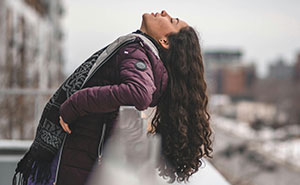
[{"xmin": 204, "ymin": 49, "xmax": 256, "ymax": 99}]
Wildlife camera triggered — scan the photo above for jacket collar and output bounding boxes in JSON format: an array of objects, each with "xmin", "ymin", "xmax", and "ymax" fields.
[{"xmin": 133, "ymin": 30, "xmax": 161, "ymax": 53}]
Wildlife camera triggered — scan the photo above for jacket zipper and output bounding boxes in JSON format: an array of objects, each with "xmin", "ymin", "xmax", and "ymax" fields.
[
  {"xmin": 52, "ymin": 123, "xmax": 107, "ymax": 184},
  {"xmin": 53, "ymin": 134, "xmax": 67, "ymax": 185},
  {"xmin": 97, "ymin": 123, "xmax": 107, "ymax": 165}
]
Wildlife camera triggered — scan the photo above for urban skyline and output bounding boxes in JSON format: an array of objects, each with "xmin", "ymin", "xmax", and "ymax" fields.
[{"xmin": 62, "ymin": 0, "xmax": 300, "ymax": 78}]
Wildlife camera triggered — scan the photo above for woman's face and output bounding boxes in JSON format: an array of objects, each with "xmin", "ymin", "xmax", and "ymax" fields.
[{"xmin": 140, "ymin": 10, "xmax": 188, "ymax": 48}]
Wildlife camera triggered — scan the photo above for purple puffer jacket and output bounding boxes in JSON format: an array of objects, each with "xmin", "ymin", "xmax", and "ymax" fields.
[
  {"xmin": 60, "ymin": 37, "xmax": 167, "ymax": 124},
  {"xmin": 33, "ymin": 36, "xmax": 168, "ymax": 185}
]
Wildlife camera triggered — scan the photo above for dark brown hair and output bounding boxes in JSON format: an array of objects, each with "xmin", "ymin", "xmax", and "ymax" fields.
[{"xmin": 150, "ymin": 26, "xmax": 213, "ymax": 183}]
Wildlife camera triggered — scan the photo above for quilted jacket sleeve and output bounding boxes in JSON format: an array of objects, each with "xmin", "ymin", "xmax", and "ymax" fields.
[{"xmin": 59, "ymin": 48, "xmax": 156, "ymax": 124}]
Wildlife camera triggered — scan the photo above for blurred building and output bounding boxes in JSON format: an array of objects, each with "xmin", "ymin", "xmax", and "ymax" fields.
[
  {"xmin": 294, "ymin": 52, "xmax": 300, "ymax": 82},
  {"xmin": 0, "ymin": 0, "xmax": 65, "ymax": 139},
  {"xmin": 0, "ymin": 0, "xmax": 65, "ymax": 89},
  {"xmin": 268, "ymin": 58, "xmax": 293, "ymax": 81},
  {"xmin": 204, "ymin": 49, "xmax": 242, "ymax": 65},
  {"xmin": 204, "ymin": 49, "xmax": 256, "ymax": 99}
]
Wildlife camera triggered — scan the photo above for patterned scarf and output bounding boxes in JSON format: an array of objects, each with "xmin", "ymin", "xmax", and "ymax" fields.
[{"xmin": 12, "ymin": 47, "xmax": 105, "ymax": 185}]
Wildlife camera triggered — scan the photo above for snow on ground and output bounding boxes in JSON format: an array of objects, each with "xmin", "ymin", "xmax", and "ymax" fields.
[
  {"xmin": 212, "ymin": 116, "xmax": 256, "ymax": 140},
  {"xmin": 212, "ymin": 115, "xmax": 300, "ymax": 170},
  {"xmin": 258, "ymin": 139, "xmax": 300, "ymax": 169}
]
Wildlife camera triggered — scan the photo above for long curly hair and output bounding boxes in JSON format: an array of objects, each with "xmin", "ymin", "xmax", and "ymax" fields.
[{"xmin": 149, "ymin": 26, "xmax": 213, "ymax": 183}]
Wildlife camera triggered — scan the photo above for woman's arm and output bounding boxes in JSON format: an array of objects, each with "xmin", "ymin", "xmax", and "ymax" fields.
[{"xmin": 59, "ymin": 53, "xmax": 156, "ymax": 124}]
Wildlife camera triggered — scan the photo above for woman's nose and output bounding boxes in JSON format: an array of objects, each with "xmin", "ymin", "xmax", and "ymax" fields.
[{"xmin": 161, "ymin": 10, "xmax": 168, "ymax": 16}]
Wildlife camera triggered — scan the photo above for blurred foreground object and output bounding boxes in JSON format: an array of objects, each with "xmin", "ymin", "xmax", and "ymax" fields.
[
  {"xmin": 87, "ymin": 106, "xmax": 231, "ymax": 185},
  {"xmin": 87, "ymin": 106, "xmax": 164, "ymax": 185}
]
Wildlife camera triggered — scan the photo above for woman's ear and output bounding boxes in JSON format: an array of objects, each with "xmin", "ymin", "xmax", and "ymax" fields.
[{"xmin": 158, "ymin": 38, "xmax": 169, "ymax": 49}]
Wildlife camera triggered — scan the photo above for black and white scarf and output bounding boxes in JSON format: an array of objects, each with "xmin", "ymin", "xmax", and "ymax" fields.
[
  {"xmin": 12, "ymin": 47, "xmax": 104, "ymax": 185},
  {"xmin": 12, "ymin": 32, "xmax": 160, "ymax": 185}
]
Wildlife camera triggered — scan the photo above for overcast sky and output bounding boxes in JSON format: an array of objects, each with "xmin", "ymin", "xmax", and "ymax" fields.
[{"xmin": 62, "ymin": 0, "xmax": 300, "ymax": 77}]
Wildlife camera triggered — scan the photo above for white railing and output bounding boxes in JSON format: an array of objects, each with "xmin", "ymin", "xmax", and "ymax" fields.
[{"xmin": 0, "ymin": 140, "xmax": 231, "ymax": 185}]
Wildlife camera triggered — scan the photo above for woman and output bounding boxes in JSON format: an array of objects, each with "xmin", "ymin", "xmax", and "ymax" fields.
[{"xmin": 13, "ymin": 10, "xmax": 212, "ymax": 185}]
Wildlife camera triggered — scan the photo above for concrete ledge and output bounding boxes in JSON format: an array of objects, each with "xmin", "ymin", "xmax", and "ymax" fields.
[{"xmin": 0, "ymin": 140, "xmax": 31, "ymax": 155}]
